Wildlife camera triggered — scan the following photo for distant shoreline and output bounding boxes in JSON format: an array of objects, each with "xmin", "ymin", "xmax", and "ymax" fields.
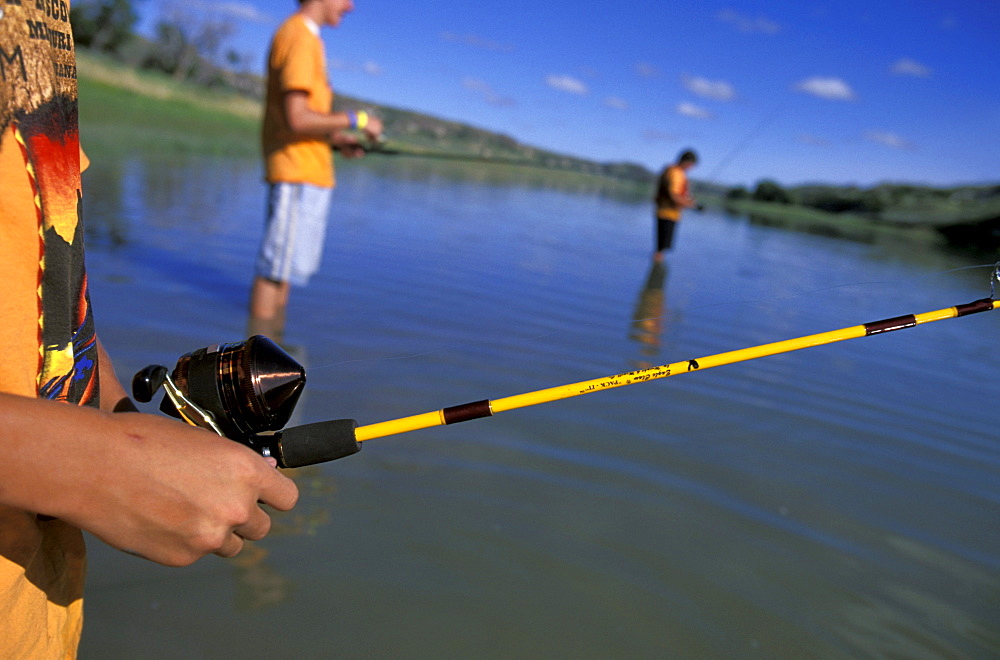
[{"xmin": 76, "ymin": 50, "xmax": 999, "ymax": 252}]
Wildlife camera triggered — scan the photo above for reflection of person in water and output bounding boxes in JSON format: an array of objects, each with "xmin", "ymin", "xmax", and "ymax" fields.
[
  {"xmin": 653, "ymin": 149, "xmax": 698, "ymax": 260},
  {"xmin": 230, "ymin": 463, "xmax": 337, "ymax": 612},
  {"xmin": 629, "ymin": 259, "xmax": 670, "ymax": 367}
]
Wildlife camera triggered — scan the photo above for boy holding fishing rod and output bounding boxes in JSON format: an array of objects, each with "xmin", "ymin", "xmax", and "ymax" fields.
[
  {"xmin": 0, "ymin": 3, "xmax": 299, "ymax": 657},
  {"xmin": 248, "ymin": 0, "xmax": 384, "ymax": 344}
]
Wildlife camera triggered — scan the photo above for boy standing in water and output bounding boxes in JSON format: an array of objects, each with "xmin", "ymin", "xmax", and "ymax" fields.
[
  {"xmin": 248, "ymin": 0, "xmax": 383, "ymax": 343},
  {"xmin": 1, "ymin": 3, "xmax": 298, "ymax": 656},
  {"xmin": 653, "ymin": 149, "xmax": 698, "ymax": 260}
]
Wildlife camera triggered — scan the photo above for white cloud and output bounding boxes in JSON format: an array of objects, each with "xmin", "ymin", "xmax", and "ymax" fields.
[
  {"xmin": 635, "ymin": 62, "xmax": 660, "ymax": 78},
  {"xmin": 463, "ymin": 78, "xmax": 491, "ymax": 93},
  {"xmin": 797, "ymin": 134, "xmax": 831, "ymax": 147},
  {"xmin": 794, "ymin": 77, "xmax": 856, "ymax": 101},
  {"xmin": 604, "ymin": 96, "xmax": 629, "ymax": 110},
  {"xmin": 642, "ymin": 129, "xmax": 679, "ymax": 143},
  {"xmin": 215, "ymin": 2, "xmax": 271, "ymax": 22},
  {"xmin": 682, "ymin": 75, "xmax": 736, "ymax": 102},
  {"xmin": 717, "ymin": 9, "xmax": 781, "ymax": 34},
  {"xmin": 440, "ymin": 31, "xmax": 514, "ymax": 53},
  {"xmin": 676, "ymin": 102, "xmax": 714, "ymax": 120},
  {"xmin": 329, "ymin": 59, "xmax": 384, "ymax": 76},
  {"xmin": 546, "ymin": 75, "xmax": 589, "ymax": 95},
  {"xmin": 865, "ymin": 131, "xmax": 915, "ymax": 150},
  {"xmin": 890, "ymin": 58, "xmax": 932, "ymax": 78},
  {"xmin": 170, "ymin": 0, "xmax": 271, "ymax": 23},
  {"xmin": 463, "ymin": 78, "xmax": 516, "ymax": 107}
]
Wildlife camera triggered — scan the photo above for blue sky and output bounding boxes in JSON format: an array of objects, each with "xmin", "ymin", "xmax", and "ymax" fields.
[{"xmin": 136, "ymin": 0, "xmax": 1000, "ymax": 187}]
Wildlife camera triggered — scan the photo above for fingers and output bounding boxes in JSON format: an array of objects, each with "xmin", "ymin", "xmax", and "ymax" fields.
[
  {"xmin": 364, "ymin": 117, "xmax": 383, "ymax": 140},
  {"xmin": 215, "ymin": 532, "xmax": 245, "ymax": 559},
  {"xmin": 216, "ymin": 461, "xmax": 296, "ymax": 559},
  {"xmin": 234, "ymin": 503, "xmax": 273, "ymax": 542},
  {"xmin": 214, "ymin": 503, "xmax": 272, "ymax": 558},
  {"xmin": 259, "ymin": 467, "xmax": 300, "ymax": 512}
]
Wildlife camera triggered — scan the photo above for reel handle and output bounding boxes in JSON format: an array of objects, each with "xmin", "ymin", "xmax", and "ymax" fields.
[{"xmin": 132, "ymin": 365, "xmax": 168, "ymax": 403}]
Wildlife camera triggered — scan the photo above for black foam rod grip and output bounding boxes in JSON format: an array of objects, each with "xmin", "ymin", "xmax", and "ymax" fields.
[{"xmin": 276, "ymin": 419, "xmax": 361, "ymax": 468}]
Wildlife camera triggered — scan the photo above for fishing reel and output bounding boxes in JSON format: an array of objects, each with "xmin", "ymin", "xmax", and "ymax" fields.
[{"xmin": 132, "ymin": 336, "xmax": 360, "ymax": 468}]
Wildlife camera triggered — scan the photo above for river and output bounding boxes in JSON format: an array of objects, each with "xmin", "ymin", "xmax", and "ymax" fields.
[{"xmin": 77, "ymin": 154, "xmax": 999, "ymax": 658}]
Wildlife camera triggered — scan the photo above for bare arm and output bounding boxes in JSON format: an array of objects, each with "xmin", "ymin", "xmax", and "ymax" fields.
[
  {"xmin": 97, "ymin": 338, "xmax": 137, "ymax": 413},
  {"xmin": 0, "ymin": 388, "xmax": 299, "ymax": 567},
  {"xmin": 668, "ymin": 169, "xmax": 695, "ymax": 209},
  {"xmin": 284, "ymin": 90, "xmax": 383, "ymax": 145}
]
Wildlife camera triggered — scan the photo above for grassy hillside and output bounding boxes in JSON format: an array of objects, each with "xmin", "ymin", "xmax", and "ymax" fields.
[
  {"xmin": 76, "ymin": 51, "xmax": 656, "ymax": 202},
  {"xmin": 77, "ymin": 51, "xmax": 651, "ymax": 177},
  {"xmin": 78, "ymin": 51, "xmax": 260, "ymax": 156}
]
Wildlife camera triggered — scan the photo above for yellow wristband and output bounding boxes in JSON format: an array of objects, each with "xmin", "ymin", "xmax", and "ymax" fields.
[{"xmin": 356, "ymin": 110, "xmax": 369, "ymax": 131}]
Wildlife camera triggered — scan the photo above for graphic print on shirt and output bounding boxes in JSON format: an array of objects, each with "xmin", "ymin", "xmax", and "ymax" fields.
[{"xmin": 1, "ymin": 0, "xmax": 99, "ymax": 405}]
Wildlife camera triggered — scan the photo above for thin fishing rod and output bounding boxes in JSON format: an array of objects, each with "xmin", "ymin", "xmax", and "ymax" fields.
[
  {"xmin": 336, "ymin": 140, "xmax": 541, "ymax": 168},
  {"xmin": 365, "ymin": 143, "xmax": 534, "ymax": 166},
  {"xmin": 132, "ymin": 266, "xmax": 999, "ymax": 467},
  {"xmin": 339, "ymin": 139, "xmax": 648, "ymax": 180},
  {"xmin": 353, "ymin": 296, "xmax": 998, "ymax": 443}
]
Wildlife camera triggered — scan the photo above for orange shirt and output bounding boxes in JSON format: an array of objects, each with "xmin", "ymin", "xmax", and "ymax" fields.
[
  {"xmin": 1, "ymin": 1, "xmax": 93, "ymax": 656},
  {"xmin": 654, "ymin": 165, "xmax": 689, "ymax": 221},
  {"xmin": 262, "ymin": 14, "xmax": 336, "ymax": 188}
]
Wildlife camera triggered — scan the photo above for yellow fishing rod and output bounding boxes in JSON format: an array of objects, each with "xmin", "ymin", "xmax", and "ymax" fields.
[
  {"xmin": 354, "ymin": 296, "xmax": 998, "ymax": 442},
  {"xmin": 132, "ymin": 266, "xmax": 999, "ymax": 468}
]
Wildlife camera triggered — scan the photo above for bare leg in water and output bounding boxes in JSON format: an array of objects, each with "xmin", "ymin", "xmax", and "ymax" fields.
[{"xmin": 248, "ymin": 276, "xmax": 290, "ymax": 343}]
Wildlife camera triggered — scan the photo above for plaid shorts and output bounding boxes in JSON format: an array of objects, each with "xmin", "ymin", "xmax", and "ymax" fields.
[{"xmin": 255, "ymin": 182, "xmax": 333, "ymax": 286}]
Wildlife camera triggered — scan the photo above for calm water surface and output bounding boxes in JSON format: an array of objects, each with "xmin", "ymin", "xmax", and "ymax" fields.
[{"xmin": 78, "ymin": 154, "xmax": 999, "ymax": 658}]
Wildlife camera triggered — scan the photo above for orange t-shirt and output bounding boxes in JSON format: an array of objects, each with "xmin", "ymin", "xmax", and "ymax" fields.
[
  {"xmin": 1, "ymin": 1, "xmax": 95, "ymax": 656},
  {"xmin": 262, "ymin": 14, "xmax": 336, "ymax": 188},
  {"xmin": 654, "ymin": 165, "xmax": 689, "ymax": 221}
]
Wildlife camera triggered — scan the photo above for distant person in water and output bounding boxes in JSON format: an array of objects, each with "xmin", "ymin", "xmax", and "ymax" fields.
[
  {"xmin": 249, "ymin": 0, "xmax": 383, "ymax": 343},
  {"xmin": 653, "ymin": 149, "xmax": 698, "ymax": 260}
]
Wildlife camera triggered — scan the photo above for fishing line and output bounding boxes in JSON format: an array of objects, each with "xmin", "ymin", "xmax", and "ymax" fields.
[
  {"xmin": 307, "ymin": 328, "xmax": 566, "ymax": 371},
  {"xmin": 704, "ymin": 103, "xmax": 785, "ymax": 182},
  {"xmin": 656, "ymin": 263, "xmax": 1000, "ymax": 316}
]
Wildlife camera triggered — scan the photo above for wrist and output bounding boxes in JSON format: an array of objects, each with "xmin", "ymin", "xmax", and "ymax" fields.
[{"xmin": 347, "ymin": 110, "xmax": 369, "ymax": 131}]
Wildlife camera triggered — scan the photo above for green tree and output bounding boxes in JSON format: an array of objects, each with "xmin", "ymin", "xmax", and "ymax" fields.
[
  {"xmin": 753, "ymin": 180, "xmax": 791, "ymax": 204},
  {"xmin": 70, "ymin": 0, "xmax": 138, "ymax": 54},
  {"xmin": 145, "ymin": 14, "xmax": 235, "ymax": 84},
  {"xmin": 726, "ymin": 186, "xmax": 749, "ymax": 201}
]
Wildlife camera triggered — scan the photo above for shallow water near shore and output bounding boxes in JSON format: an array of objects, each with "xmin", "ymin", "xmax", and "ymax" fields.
[{"xmin": 78, "ymin": 153, "xmax": 999, "ymax": 658}]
